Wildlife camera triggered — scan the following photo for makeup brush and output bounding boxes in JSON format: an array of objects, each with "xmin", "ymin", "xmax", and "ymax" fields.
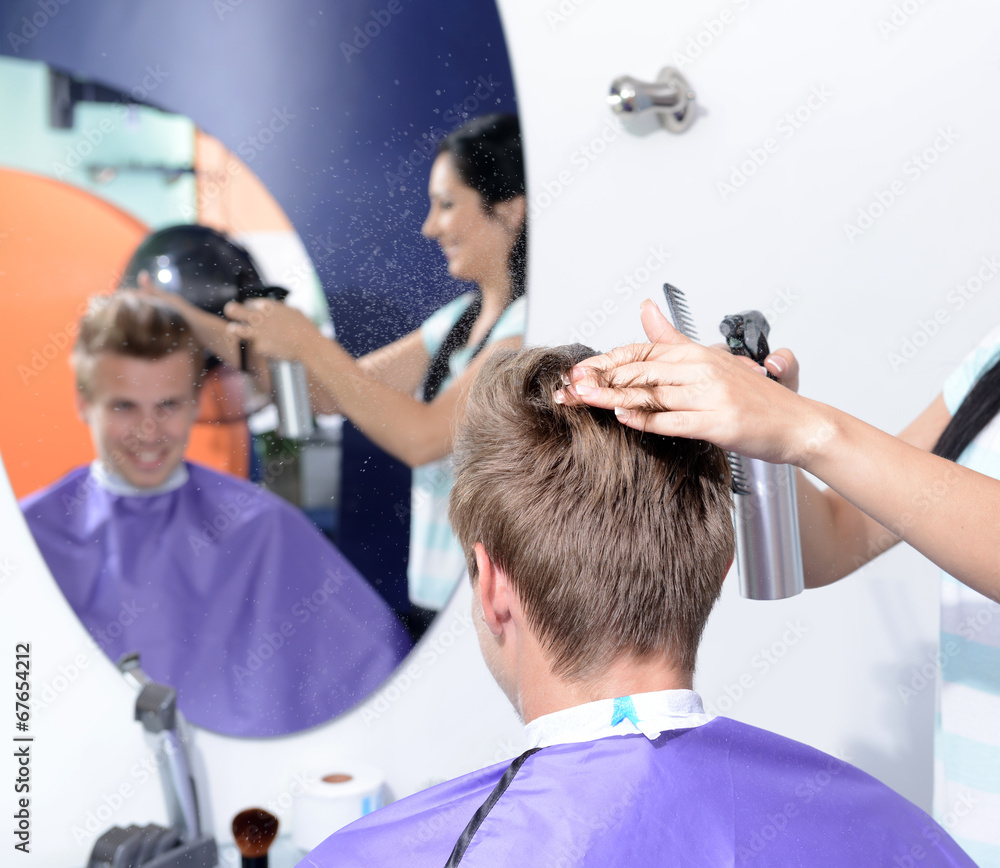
[{"xmin": 232, "ymin": 808, "xmax": 279, "ymax": 868}]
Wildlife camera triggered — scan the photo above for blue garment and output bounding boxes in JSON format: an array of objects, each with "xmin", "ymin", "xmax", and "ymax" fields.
[
  {"xmin": 21, "ymin": 462, "xmax": 411, "ymax": 736},
  {"xmin": 935, "ymin": 324, "xmax": 1000, "ymax": 865},
  {"xmin": 299, "ymin": 712, "xmax": 974, "ymax": 867},
  {"xmin": 408, "ymin": 294, "xmax": 527, "ymax": 609}
]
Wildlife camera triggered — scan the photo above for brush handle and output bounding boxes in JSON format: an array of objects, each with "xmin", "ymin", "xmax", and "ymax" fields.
[{"xmin": 241, "ymin": 855, "xmax": 269, "ymax": 868}]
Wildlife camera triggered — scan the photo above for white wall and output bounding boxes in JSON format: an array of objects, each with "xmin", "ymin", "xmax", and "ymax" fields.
[
  {"xmin": 4, "ymin": 1, "xmax": 1000, "ymax": 864},
  {"xmin": 501, "ymin": 0, "xmax": 1000, "ymax": 810}
]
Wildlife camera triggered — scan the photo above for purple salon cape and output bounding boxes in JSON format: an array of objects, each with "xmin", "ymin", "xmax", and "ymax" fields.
[
  {"xmin": 21, "ymin": 462, "xmax": 411, "ymax": 736},
  {"xmin": 298, "ymin": 717, "xmax": 975, "ymax": 867}
]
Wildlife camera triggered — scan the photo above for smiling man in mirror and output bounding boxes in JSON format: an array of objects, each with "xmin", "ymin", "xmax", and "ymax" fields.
[
  {"xmin": 300, "ymin": 344, "xmax": 973, "ymax": 867},
  {"xmin": 20, "ymin": 292, "xmax": 411, "ymax": 737}
]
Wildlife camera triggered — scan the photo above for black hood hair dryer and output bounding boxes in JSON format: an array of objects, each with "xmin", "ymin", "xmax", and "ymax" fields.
[{"xmin": 120, "ymin": 224, "xmax": 314, "ymax": 440}]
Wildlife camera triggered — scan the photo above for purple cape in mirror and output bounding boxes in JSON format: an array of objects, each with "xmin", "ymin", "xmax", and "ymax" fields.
[
  {"xmin": 21, "ymin": 462, "xmax": 411, "ymax": 736},
  {"xmin": 298, "ymin": 717, "xmax": 974, "ymax": 866}
]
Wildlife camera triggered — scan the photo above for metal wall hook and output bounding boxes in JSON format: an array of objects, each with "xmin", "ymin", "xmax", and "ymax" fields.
[{"xmin": 608, "ymin": 67, "xmax": 697, "ymax": 133}]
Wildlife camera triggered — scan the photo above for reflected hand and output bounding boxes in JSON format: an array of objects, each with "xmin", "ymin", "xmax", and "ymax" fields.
[
  {"xmin": 225, "ymin": 299, "xmax": 319, "ymax": 362},
  {"xmin": 131, "ymin": 269, "xmax": 194, "ymax": 312},
  {"xmin": 557, "ymin": 299, "xmax": 821, "ymax": 466}
]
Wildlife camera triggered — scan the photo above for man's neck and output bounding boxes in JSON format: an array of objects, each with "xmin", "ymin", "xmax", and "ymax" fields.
[
  {"xmin": 516, "ymin": 648, "xmax": 692, "ymax": 725},
  {"xmin": 90, "ymin": 461, "xmax": 189, "ymax": 497}
]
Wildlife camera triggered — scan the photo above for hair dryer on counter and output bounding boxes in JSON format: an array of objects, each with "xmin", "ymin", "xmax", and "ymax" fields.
[{"xmin": 86, "ymin": 654, "xmax": 217, "ymax": 868}]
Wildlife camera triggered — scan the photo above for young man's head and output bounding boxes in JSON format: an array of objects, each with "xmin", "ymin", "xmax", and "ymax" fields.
[
  {"xmin": 449, "ymin": 345, "xmax": 734, "ymax": 715},
  {"xmin": 72, "ymin": 293, "xmax": 205, "ymax": 489}
]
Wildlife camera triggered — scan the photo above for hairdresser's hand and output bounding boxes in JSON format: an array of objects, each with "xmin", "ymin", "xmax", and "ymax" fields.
[
  {"xmin": 558, "ymin": 300, "xmax": 824, "ymax": 466},
  {"xmin": 132, "ymin": 270, "xmax": 201, "ymax": 319},
  {"xmin": 225, "ymin": 299, "xmax": 322, "ymax": 362},
  {"xmin": 762, "ymin": 348, "xmax": 799, "ymax": 393},
  {"xmin": 129, "ymin": 271, "xmax": 247, "ymax": 369}
]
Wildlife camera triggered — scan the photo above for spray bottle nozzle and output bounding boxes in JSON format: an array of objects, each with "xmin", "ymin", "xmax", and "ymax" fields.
[{"xmin": 719, "ymin": 310, "xmax": 776, "ymax": 378}]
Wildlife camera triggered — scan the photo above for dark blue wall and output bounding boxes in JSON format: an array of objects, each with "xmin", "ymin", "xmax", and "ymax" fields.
[{"xmin": 1, "ymin": 0, "xmax": 518, "ymax": 611}]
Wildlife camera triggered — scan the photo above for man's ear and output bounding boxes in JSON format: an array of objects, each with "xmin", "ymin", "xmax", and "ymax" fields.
[
  {"xmin": 474, "ymin": 542, "xmax": 512, "ymax": 637},
  {"xmin": 74, "ymin": 390, "xmax": 91, "ymax": 424}
]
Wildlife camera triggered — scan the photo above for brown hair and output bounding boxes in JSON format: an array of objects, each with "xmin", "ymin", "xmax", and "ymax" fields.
[
  {"xmin": 449, "ymin": 344, "xmax": 734, "ymax": 679},
  {"xmin": 72, "ymin": 293, "xmax": 205, "ymax": 397}
]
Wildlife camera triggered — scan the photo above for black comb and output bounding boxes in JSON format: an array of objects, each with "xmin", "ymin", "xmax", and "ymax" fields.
[
  {"xmin": 660, "ymin": 283, "xmax": 750, "ymax": 495},
  {"xmin": 662, "ymin": 283, "xmax": 699, "ymax": 342}
]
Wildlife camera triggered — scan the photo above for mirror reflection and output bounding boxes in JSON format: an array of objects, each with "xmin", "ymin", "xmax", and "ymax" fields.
[
  {"xmin": 20, "ymin": 291, "xmax": 413, "ymax": 737},
  {"xmin": 0, "ymin": 16, "xmax": 523, "ymax": 737}
]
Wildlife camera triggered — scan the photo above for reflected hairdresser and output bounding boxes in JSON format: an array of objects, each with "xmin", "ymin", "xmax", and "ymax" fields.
[{"xmin": 226, "ymin": 113, "xmax": 528, "ymax": 632}]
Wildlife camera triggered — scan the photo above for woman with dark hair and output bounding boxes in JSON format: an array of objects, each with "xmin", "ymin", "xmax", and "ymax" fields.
[
  {"xmin": 563, "ymin": 300, "xmax": 1000, "ymax": 865},
  {"xmin": 226, "ymin": 113, "xmax": 527, "ymax": 618}
]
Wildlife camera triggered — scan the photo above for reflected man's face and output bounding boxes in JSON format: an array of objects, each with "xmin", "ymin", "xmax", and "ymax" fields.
[{"xmin": 76, "ymin": 352, "xmax": 200, "ymax": 489}]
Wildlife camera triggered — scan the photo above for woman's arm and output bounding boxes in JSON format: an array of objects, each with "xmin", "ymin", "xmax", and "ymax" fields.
[
  {"xmin": 795, "ymin": 394, "xmax": 951, "ymax": 587},
  {"xmin": 563, "ymin": 300, "xmax": 1000, "ymax": 601},
  {"xmin": 221, "ymin": 298, "xmax": 433, "ymax": 416},
  {"xmin": 308, "ymin": 330, "xmax": 432, "ymax": 416},
  {"xmin": 226, "ymin": 297, "xmax": 522, "ymax": 467}
]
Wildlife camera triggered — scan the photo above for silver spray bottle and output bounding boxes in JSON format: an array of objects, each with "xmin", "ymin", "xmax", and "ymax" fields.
[
  {"xmin": 718, "ymin": 310, "xmax": 804, "ymax": 600},
  {"xmin": 663, "ymin": 286, "xmax": 803, "ymax": 600}
]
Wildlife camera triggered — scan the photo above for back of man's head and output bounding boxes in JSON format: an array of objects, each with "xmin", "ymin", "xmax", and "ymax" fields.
[
  {"xmin": 449, "ymin": 344, "xmax": 734, "ymax": 681},
  {"xmin": 72, "ymin": 292, "xmax": 204, "ymax": 397}
]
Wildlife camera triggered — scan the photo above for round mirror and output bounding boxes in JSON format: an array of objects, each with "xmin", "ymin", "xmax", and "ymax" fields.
[{"xmin": 0, "ymin": 0, "xmax": 521, "ymax": 738}]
